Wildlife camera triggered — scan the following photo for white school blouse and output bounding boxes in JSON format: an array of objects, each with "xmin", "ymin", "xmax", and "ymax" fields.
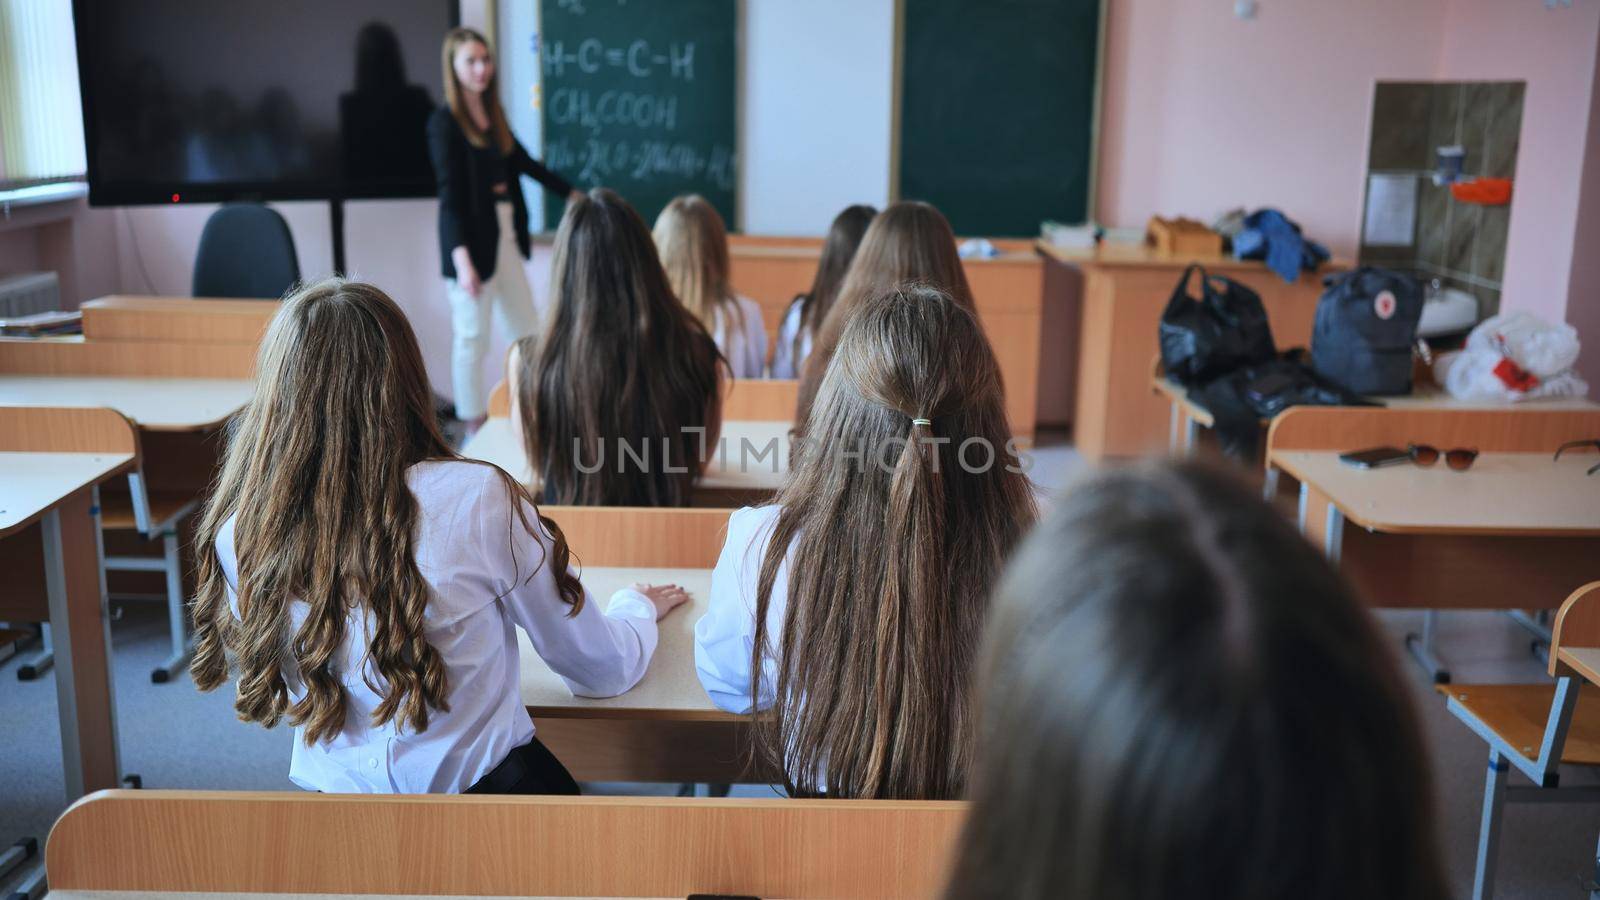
[
  {"xmin": 694, "ymin": 505, "xmax": 791, "ymax": 713},
  {"xmin": 216, "ymin": 459, "xmax": 658, "ymax": 794},
  {"xmin": 770, "ymin": 297, "xmax": 809, "ymax": 380},
  {"xmin": 714, "ymin": 295, "xmax": 769, "ymax": 379}
]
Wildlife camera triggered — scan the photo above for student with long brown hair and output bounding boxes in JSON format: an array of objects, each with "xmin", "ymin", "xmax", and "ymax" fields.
[
  {"xmin": 510, "ymin": 188, "xmax": 723, "ymax": 506},
  {"xmin": 794, "ymin": 200, "xmax": 977, "ymax": 424},
  {"xmin": 771, "ymin": 203, "xmax": 877, "ymax": 379},
  {"xmin": 190, "ymin": 278, "xmax": 687, "ymax": 794},
  {"xmin": 428, "ymin": 27, "xmax": 580, "ymax": 431},
  {"xmin": 653, "ymin": 194, "xmax": 768, "ymax": 378},
  {"xmin": 944, "ymin": 463, "xmax": 1450, "ymax": 900},
  {"xmin": 694, "ymin": 285, "xmax": 1036, "ymax": 799}
]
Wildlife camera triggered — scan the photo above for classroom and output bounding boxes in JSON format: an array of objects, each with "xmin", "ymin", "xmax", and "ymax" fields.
[{"xmin": 1, "ymin": 0, "xmax": 1598, "ymax": 897}]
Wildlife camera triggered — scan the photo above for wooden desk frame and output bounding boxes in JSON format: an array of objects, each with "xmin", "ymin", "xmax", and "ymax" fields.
[
  {"xmin": 0, "ymin": 406, "xmax": 139, "ymax": 800},
  {"xmin": 532, "ymin": 505, "xmax": 760, "ymax": 782},
  {"xmin": 1267, "ymin": 406, "xmax": 1600, "ymax": 683},
  {"xmin": 48, "ymin": 789, "xmax": 968, "ymax": 898}
]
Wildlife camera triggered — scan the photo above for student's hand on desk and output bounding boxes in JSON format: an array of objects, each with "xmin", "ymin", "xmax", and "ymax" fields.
[{"xmin": 634, "ymin": 582, "xmax": 690, "ymax": 621}]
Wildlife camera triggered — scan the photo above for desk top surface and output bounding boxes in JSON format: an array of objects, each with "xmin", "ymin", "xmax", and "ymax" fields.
[
  {"xmin": 1153, "ymin": 375, "xmax": 1599, "ymax": 428},
  {"xmin": 0, "ymin": 451, "xmax": 136, "ymax": 536},
  {"xmin": 520, "ymin": 567, "xmax": 724, "ymax": 719},
  {"xmin": 463, "ymin": 418, "xmax": 789, "ymax": 494},
  {"xmin": 1559, "ymin": 647, "xmax": 1600, "ymax": 688},
  {"xmin": 1270, "ymin": 450, "xmax": 1600, "ymax": 535},
  {"xmin": 1038, "ymin": 240, "xmax": 1349, "ymax": 274},
  {"xmin": 49, "ymin": 893, "xmax": 670, "ymax": 900},
  {"xmin": 0, "ymin": 375, "xmax": 252, "ymax": 431}
]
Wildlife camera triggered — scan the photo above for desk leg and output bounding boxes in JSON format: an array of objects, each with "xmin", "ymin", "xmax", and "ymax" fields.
[
  {"xmin": 43, "ymin": 487, "xmax": 121, "ymax": 798},
  {"xmin": 1168, "ymin": 404, "xmax": 1181, "ymax": 455},
  {"xmin": 1182, "ymin": 415, "xmax": 1198, "ymax": 457}
]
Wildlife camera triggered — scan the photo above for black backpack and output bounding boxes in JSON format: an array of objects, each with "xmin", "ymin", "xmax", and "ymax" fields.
[{"xmin": 1311, "ymin": 268, "xmax": 1423, "ymax": 396}]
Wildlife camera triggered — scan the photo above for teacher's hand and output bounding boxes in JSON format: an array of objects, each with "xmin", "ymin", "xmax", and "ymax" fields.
[{"xmin": 451, "ymin": 246, "xmax": 482, "ymax": 298}]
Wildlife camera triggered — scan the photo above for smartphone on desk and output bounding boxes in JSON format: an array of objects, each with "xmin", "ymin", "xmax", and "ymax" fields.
[{"xmin": 1338, "ymin": 446, "xmax": 1412, "ymax": 469}]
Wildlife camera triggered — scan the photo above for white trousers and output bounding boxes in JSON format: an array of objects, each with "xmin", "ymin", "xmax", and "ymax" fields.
[{"xmin": 447, "ymin": 203, "xmax": 538, "ymax": 421}]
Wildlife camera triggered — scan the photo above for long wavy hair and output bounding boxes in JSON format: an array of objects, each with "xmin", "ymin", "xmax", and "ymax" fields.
[
  {"xmin": 753, "ymin": 284, "xmax": 1035, "ymax": 799},
  {"xmin": 792, "ymin": 203, "xmax": 877, "ymax": 372},
  {"xmin": 441, "ymin": 27, "xmax": 513, "ymax": 153},
  {"xmin": 945, "ymin": 463, "xmax": 1450, "ymax": 900},
  {"xmin": 795, "ymin": 201, "xmax": 977, "ymax": 425},
  {"xmin": 652, "ymin": 194, "xmax": 745, "ymax": 337},
  {"xmin": 516, "ymin": 188, "xmax": 722, "ymax": 506},
  {"xmin": 190, "ymin": 279, "xmax": 581, "ymax": 746}
]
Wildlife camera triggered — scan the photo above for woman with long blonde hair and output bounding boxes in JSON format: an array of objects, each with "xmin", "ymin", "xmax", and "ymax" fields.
[
  {"xmin": 794, "ymin": 200, "xmax": 976, "ymax": 425},
  {"xmin": 428, "ymin": 27, "xmax": 580, "ymax": 432},
  {"xmin": 653, "ymin": 194, "xmax": 768, "ymax": 377},
  {"xmin": 191, "ymin": 278, "xmax": 686, "ymax": 794},
  {"xmin": 694, "ymin": 285, "xmax": 1036, "ymax": 799},
  {"xmin": 509, "ymin": 188, "xmax": 724, "ymax": 507}
]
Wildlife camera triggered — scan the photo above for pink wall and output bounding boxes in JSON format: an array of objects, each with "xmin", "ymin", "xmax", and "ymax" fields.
[
  {"xmin": 1095, "ymin": 0, "xmax": 1448, "ymax": 261},
  {"xmin": 1566, "ymin": 26, "xmax": 1600, "ymax": 392}
]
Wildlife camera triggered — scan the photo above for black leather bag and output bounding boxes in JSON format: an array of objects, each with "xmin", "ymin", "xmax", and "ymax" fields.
[
  {"xmin": 1311, "ymin": 267, "xmax": 1424, "ymax": 396},
  {"xmin": 1159, "ymin": 264, "xmax": 1276, "ymax": 384}
]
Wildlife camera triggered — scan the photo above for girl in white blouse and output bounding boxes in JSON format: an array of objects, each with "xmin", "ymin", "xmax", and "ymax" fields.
[
  {"xmin": 654, "ymin": 194, "xmax": 768, "ymax": 378},
  {"xmin": 771, "ymin": 204, "xmax": 876, "ymax": 379},
  {"xmin": 694, "ymin": 284, "xmax": 1037, "ymax": 799},
  {"xmin": 190, "ymin": 279, "xmax": 686, "ymax": 794}
]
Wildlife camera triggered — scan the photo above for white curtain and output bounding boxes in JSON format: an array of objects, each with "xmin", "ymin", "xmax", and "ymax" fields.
[{"xmin": 0, "ymin": 0, "xmax": 87, "ymax": 185}]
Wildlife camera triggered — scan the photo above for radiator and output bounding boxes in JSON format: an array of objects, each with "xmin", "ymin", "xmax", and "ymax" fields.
[{"xmin": 0, "ymin": 271, "xmax": 61, "ymax": 318}]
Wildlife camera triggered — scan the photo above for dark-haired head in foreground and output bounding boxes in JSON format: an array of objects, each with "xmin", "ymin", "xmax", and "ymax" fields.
[{"xmin": 945, "ymin": 462, "xmax": 1449, "ymax": 900}]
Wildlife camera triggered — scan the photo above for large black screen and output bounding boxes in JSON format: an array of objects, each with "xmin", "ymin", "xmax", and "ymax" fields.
[{"xmin": 74, "ymin": 0, "xmax": 457, "ymax": 205}]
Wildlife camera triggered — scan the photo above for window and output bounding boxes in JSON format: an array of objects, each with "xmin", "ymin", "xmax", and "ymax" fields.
[{"xmin": 0, "ymin": 0, "xmax": 87, "ymax": 188}]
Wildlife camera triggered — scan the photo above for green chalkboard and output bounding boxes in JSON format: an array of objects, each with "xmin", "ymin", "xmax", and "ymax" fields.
[
  {"xmin": 898, "ymin": 0, "xmax": 1101, "ymax": 236},
  {"xmin": 538, "ymin": 0, "xmax": 737, "ymax": 228}
]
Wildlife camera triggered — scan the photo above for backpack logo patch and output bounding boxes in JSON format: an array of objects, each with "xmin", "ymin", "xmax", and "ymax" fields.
[{"xmin": 1374, "ymin": 290, "xmax": 1397, "ymax": 320}]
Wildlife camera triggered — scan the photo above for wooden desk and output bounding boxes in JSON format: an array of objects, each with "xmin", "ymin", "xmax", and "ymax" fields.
[
  {"xmin": 1042, "ymin": 241, "xmax": 1340, "ymax": 460},
  {"xmin": 729, "ymin": 235, "xmax": 1048, "ymax": 442},
  {"xmin": 47, "ymin": 790, "xmax": 966, "ymax": 898},
  {"xmin": 1557, "ymin": 646, "xmax": 1600, "ymax": 688},
  {"xmin": 0, "ymin": 407, "xmax": 138, "ymax": 799},
  {"xmin": 520, "ymin": 567, "xmax": 759, "ymax": 782},
  {"xmin": 462, "ymin": 417, "xmax": 789, "ymax": 507},
  {"xmin": 1267, "ymin": 405, "xmax": 1600, "ymax": 681},
  {"xmin": 0, "ymin": 376, "xmax": 252, "ymax": 432}
]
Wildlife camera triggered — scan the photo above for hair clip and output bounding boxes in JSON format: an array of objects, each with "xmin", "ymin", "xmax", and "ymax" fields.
[{"xmin": 911, "ymin": 418, "xmax": 932, "ymax": 426}]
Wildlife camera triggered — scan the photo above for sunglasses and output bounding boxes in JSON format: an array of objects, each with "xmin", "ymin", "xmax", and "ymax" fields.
[
  {"xmin": 1555, "ymin": 439, "xmax": 1600, "ymax": 476},
  {"xmin": 1408, "ymin": 443, "xmax": 1479, "ymax": 471}
]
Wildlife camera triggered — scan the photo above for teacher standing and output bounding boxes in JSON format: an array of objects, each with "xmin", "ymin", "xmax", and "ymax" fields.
[{"xmin": 428, "ymin": 27, "xmax": 579, "ymax": 428}]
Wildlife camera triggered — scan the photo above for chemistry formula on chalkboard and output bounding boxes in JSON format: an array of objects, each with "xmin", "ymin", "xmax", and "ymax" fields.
[{"xmin": 538, "ymin": 0, "xmax": 737, "ymax": 226}]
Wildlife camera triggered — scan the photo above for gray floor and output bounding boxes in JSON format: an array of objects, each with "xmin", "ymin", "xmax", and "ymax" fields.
[{"xmin": 3, "ymin": 438, "xmax": 1597, "ymax": 898}]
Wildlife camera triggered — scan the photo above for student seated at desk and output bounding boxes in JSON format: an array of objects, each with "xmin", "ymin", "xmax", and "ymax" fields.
[
  {"xmin": 944, "ymin": 463, "xmax": 1449, "ymax": 900},
  {"xmin": 695, "ymin": 285, "xmax": 1036, "ymax": 799},
  {"xmin": 771, "ymin": 203, "xmax": 877, "ymax": 379},
  {"xmin": 654, "ymin": 194, "xmax": 768, "ymax": 378},
  {"xmin": 190, "ymin": 279, "xmax": 688, "ymax": 794},
  {"xmin": 509, "ymin": 188, "xmax": 724, "ymax": 506},
  {"xmin": 795, "ymin": 201, "xmax": 977, "ymax": 425}
]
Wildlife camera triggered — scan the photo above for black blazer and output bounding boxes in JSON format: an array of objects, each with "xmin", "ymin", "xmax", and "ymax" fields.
[{"xmin": 426, "ymin": 108, "xmax": 574, "ymax": 281}]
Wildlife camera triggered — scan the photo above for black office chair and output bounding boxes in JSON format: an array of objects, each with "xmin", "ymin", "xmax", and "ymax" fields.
[{"xmin": 191, "ymin": 203, "xmax": 300, "ymax": 299}]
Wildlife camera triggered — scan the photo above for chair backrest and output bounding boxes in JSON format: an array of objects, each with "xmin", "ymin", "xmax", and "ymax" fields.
[
  {"xmin": 191, "ymin": 203, "xmax": 300, "ymax": 300},
  {"xmin": 1267, "ymin": 406, "xmax": 1600, "ymax": 456},
  {"xmin": 48, "ymin": 790, "xmax": 967, "ymax": 897},
  {"xmin": 1550, "ymin": 581, "xmax": 1600, "ymax": 678},
  {"xmin": 543, "ymin": 504, "xmax": 731, "ymax": 567}
]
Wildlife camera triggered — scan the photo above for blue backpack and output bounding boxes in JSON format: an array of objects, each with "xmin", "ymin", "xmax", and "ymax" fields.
[{"xmin": 1311, "ymin": 268, "xmax": 1423, "ymax": 396}]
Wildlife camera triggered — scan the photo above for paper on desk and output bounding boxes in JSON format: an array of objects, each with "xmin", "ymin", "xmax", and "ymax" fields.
[{"xmin": 1363, "ymin": 173, "xmax": 1418, "ymax": 247}]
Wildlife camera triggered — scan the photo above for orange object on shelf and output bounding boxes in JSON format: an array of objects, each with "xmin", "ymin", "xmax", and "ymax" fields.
[{"xmin": 1451, "ymin": 178, "xmax": 1513, "ymax": 205}]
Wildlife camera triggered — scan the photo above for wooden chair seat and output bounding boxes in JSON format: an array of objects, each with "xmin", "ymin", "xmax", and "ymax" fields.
[
  {"xmin": 1437, "ymin": 683, "xmax": 1600, "ymax": 766},
  {"xmin": 99, "ymin": 490, "xmax": 197, "ymax": 532}
]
